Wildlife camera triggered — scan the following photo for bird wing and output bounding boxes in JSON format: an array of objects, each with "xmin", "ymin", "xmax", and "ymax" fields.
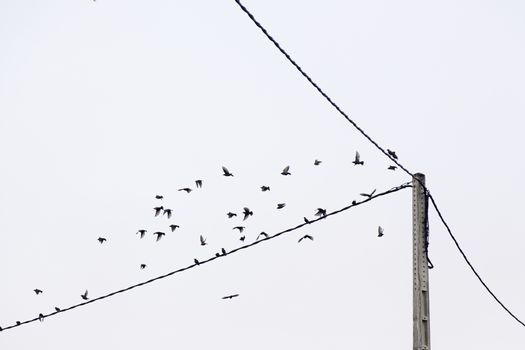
[
  {"xmin": 222, "ymin": 166, "xmax": 230, "ymax": 174},
  {"xmin": 283, "ymin": 165, "xmax": 290, "ymax": 173},
  {"xmin": 378, "ymin": 226, "xmax": 383, "ymax": 234},
  {"xmin": 200, "ymin": 235, "xmax": 205, "ymax": 244}
]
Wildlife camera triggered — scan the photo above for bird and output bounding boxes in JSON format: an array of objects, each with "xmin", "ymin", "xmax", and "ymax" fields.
[
  {"xmin": 387, "ymin": 149, "xmax": 398, "ymax": 160},
  {"xmin": 222, "ymin": 166, "xmax": 234, "ymax": 177},
  {"xmin": 155, "ymin": 195, "xmax": 164, "ymax": 200},
  {"xmin": 169, "ymin": 224, "xmax": 180, "ymax": 232},
  {"xmin": 260, "ymin": 185, "xmax": 270, "ymax": 192},
  {"xmin": 352, "ymin": 151, "xmax": 364, "ymax": 165},
  {"xmin": 281, "ymin": 165, "xmax": 291, "ymax": 176},
  {"xmin": 277, "ymin": 203, "xmax": 286, "ymax": 209},
  {"xmin": 242, "ymin": 207, "xmax": 253, "ymax": 221},
  {"xmin": 38, "ymin": 313, "xmax": 44, "ymax": 322},
  {"xmin": 352, "ymin": 200, "xmax": 357, "ymax": 205},
  {"xmin": 378, "ymin": 226, "xmax": 384, "ymax": 237},
  {"xmin": 16, "ymin": 321, "xmax": 21, "ymax": 325},
  {"xmin": 221, "ymin": 248, "xmax": 227, "ymax": 256},
  {"xmin": 34, "ymin": 289, "xmax": 43, "ymax": 295},
  {"xmin": 314, "ymin": 159, "xmax": 322, "ymax": 166},
  {"xmin": 222, "ymin": 294, "xmax": 239, "ymax": 300},
  {"xmin": 200, "ymin": 235, "xmax": 207, "ymax": 246},
  {"xmin": 304, "ymin": 217, "xmax": 311, "ymax": 224},
  {"xmin": 163, "ymin": 208, "xmax": 173, "ymax": 219},
  {"xmin": 154, "ymin": 206, "xmax": 164, "ymax": 217},
  {"xmin": 388, "ymin": 165, "xmax": 397, "ymax": 171},
  {"xmin": 54, "ymin": 307, "xmax": 61, "ymax": 312},
  {"xmin": 195, "ymin": 180, "xmax": 203, "ymax": 188},
  {"xmin": 257, "ymin": 232, "xmax": 268, "ymax": 240},
  {"xmin": 153, "ymin": 232, "xmax": 166, "ymax": 241},
  {"xmin": 215, "ymin": 253, "xmax": 220, "ymax": 257},
  {"xmin": 81, "ymin": 290, "xmax": 89, "ymax": 300},
  {"xmin": 239, "ymin": 236, "xmax": 246, "ymax": 242},
  {"xmin": 298, "ymin": 234, "xmax": 314, "ymax": 243},
  {"xmin": 315, "ymin": 208, "xmax": 327, "ymax": 217},
  {"xmin": 140, "ymin": 264, "xmax": 147, "ymax": 269},
  {"xmin": 137, "ymin": 229, "xmax": 147, "ymax": 238},
  {"xmin": 178, "ymin": 188, "xmax": 192, "ymax": 193},
  {"xmin": 360, "ymin": 189, "xmax": 377, "ymax": 198},
  {"xmin": 227, "ymin": 212, "xmax": 237, "ymax": 218},
  {"xmin": 194, "ymin": 258, "xmax": 200, "ymax": 265},
  {"xmin": 97, "ymin": 237, "xmax": 107, "ymax": 244},
  {"xmin": 233, "ymin": 226, "xmax": 245, "ymax": 233}
]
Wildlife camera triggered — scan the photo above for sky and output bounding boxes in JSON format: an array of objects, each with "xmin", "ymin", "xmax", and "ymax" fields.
[{"xmin": 1, "ymin": 0, "xmax": 524, "ymax": 348}]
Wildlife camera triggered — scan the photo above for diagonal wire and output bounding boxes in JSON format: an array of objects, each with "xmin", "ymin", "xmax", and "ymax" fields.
[{"xmin": 0, "ymin": 183, "xmax": 411, "ymax": 333}]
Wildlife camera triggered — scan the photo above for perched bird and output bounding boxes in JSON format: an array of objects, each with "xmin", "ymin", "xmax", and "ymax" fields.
[
  {"xmin": 195, "ymin": 180, "xmax": 203, "ymax": 188},
  {"xmin": 194, "ymin": 258, "xmax": 200, "ymax": 265},
  {"xmin": 215, "ymin": 253, "xmax": 220, "ymax": 257},
  {"xmin": 222, "ymin": 166, "xmax": 234, "ymax": 177},
  {"xmin": 378, "ymin": 226, "xmax": 384, "ymax": 237},
  {"xmin": 222, "ymin": 294, "xmax": 239, "ymax": 300},
  {"xmin": 163, "ymin": 208, "xmax": 173, "ymax": 219},
  {"xmin": 351, "ymin": 200, "xmax": 357, "ymax": 205},
  {"xmin": 221, "ymin": 248, "xmax": 227, "ymax": 256},
  {"xmin": 155, "ymin": 195, "xmax": 164, "ymax": 200},
  {"xmin": 242, "ymin": 207, "xmax": 253, "ymax": 221},
  {"xmin": 81, "ymin": 290, "xmax": 89, "ymax": 300},
  {"xmin": 200, "ymin": 235, "xmax": 207, "ymax": 246},
  {"xmin": 360, "ymin": 189, "xmax": 377, "ymax": 198},
  {"xmin": 38, "ymin": 313, "xmax": 44, "ymax": 322},
  {"xmin": 97, "ymin": 237, "xmax": 107, "ymax": 244},
  {"xmin": 277, "ymin": 203, "xmax": 286, "ymax": 209},
  {"xmin": 388, "ymin": 165, "xmax": 397, "ymax": 171},
  {"xmin": 260, "ymin": 186, "xmax": 270, "ymax": 192},
  {"xmin": 140, "ymin": 264, "xmax": 147, "ymax": 269},
  {"xmin": 227, "ymin": 212, "xmax": 237, "ymax": 218},
  {"xmin": 16, "ymin": 321, "xmax": 21, "ymax": 326},
  {"xmin": 304, "ymin": 217, "xmax": 311, "ymax": 224},
  {"xmin": 387, "ymin": 149, "xmax": 398, "ymax": 160},
  {"xmin": 298, "ymin": 234, "xmax": 314, "ymax": 243},
  {"xmin": 239, "ymin": 236, "xmax": 246, "ymax": 242},
  {"xmin": 54, "ymin": 307, "xmax": 61, "ymax": 312},
  {"xmin": 153, "ymin": 232, "xmax": 166, "ymax": 242},
  {"xmin": 352, "ymin": 151, "xmax": 364, "ymax": 165},
  {"xmin": 257, "ymin": 232, "xmax": 268, "ymax": 240},
  {"xmin": 34, "ymin": 289, "xmax": 43, "ymax": 295},
  {"xmin": 137, "ymin": 229, "xmax": 147, "ymax": 238},
  {"xmin": 314, "ymin": 159, "xmax": 322, "ymax": 166},
  {"xmin": 233, "ymin": 226, "xmax": 245, "ymax": 233},
  {"xmin": 315, "ymin": 208, "xmax": 327, "ymax": 217},
  {"xmin": 154, "ymin": 206, "xmax": 164, "ymax": 217},
  {"xmin": 178, "ymin": 188, "xmax": 192, "ymax": 193},
  {"xmin": 281, "ymin": 165, "xmax": 291, "ymax": 176},
  {"xmin": 169, "ymin": 224, "xmax": 180, "ymax": 232}
]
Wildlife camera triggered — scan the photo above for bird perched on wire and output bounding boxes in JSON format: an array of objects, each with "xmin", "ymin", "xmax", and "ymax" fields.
[
  {"xmin": 227, "ymin": 212, "xmax": 237, "ymax": 218},
  {"xmin": 137, "ymin": 229, "xmax": 147, "ymax": 238},
  {"xmin": 155, "ymin": 195, "xmax": 164, "ymax": 200},
  {"xmin": 221, "ymin": 248, "xmax": 227, "ymax": 256},
  {"xmin": 200, "ymin": 235, "xmax": 207, "ymax": 246},
  {"xmin": 304, "ymin": 217, "xmax": 311, "ymax": 224},
  {"xmin": 298, "ymin": 235, "xmax": 314, "ymax": 243},
  {"xmin": 34, "ymin": 289, "xmax": 43, "ymax": 295},
  {"xmin": 378, "ymin": 226, "xmax": 384, "ymax": 237},
  {"xmin": 169, "ymin": 224, "xmax": 179, "ymax": 232},
  {"xmin": 140, "ymin": 264, "xmax": 147, "ymax": 269},
  {"xmin": 97, "ymin": 237, "xmax": 107, "ymax": 244},
  {"xmin": 54, "ymin": 307, "xmax": 61, "ymax": 312},
  {"xmin": 178, "ymin": 188, "xmax": 192, "ymax": 193},
  {"xmin": 388, "ymin": 166, "xmax": 397, "ymax": 171},
  {"xmin": 257, "ymin": 232, "xmax": 268, "ymax": 240},
  {"xmin": 352, "ymin": 200, "xmax": 357, "ymax": 205},
  {"xmin": 239, "ymin": 236, "xmax": 246, "ymax": 241},
  {"xmin": 281, "ymin": 165, "xmax": 291, "ymax": 176},
  {"xmin": 195, "ymin": 180, "xmax": 203, "ymax": 188},
  {"xmin": 154, "ymin": 206, "xmax": 164, "ymax": 217},
  {"xmin": 242, "ymin": 207, "xmax": 253, "ymax": 221},
  {"xmin": 387, "ymin": 149, "xmax": 398, "ymax": 160},
  {"xmin": 163, "ymin": 208, "xmax": 173, "ymax": 219},
  {"xmin": 260, "ymin": 185, "xmax": 270, "ymax": 192},
  {"xmin": 314, "ymin": 159, "xmax": 322, "ymax": 166},
  {"xmin": 315, "ymin": 208, "xmax": 327, "ymax": 217},
  {"xmin": 81, "ymin": 290, "xmax": 89, "ymax": 300},
  {"xmin": 360, "ymin": 189, "xmax": 377, "ymax": 198},
  {"xmin": 194, "ymin": 258, "xmax": 200, "ymax": 265},
  {"xmin": 277, "ymin": 203, "xmax": 286, "ymax": 209},
  {"xmin": 222, "ymin": 166, "xmax": 233, "ymax": 177},
  {"xmin": 153, "ymin": 232, "xmax": 166, "ymax": 242},
  {"xmin": 233, "ymin": 226, "xmax": 245, "ymax": 233},
  {"xmin": 222, "ymin": 294, "xmax": 239, "ymax": 300},
  {"xmin": 38, "ymin": 313, "xmax": 44, "ymax": 322},
  {"xmin": 352, "ymin": 151, "xmax": 364, "ymax": 165}
]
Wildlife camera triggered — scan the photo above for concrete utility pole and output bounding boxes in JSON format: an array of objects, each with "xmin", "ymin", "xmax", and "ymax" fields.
[{"xmin": 413, "ymin": 173, "xmax": 430, "ymax": 350}]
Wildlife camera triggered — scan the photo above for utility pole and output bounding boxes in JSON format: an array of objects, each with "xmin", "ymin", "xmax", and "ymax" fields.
[{"xmin": 413, "ymin": 173, "xmax": 430, "ymax": 350}]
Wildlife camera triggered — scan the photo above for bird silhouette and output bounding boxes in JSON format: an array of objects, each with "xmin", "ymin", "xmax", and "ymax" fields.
[
  {"xmin": 154, "ymin": 206, "xmax": 164, "ymax": 217},
  {"xmin": 169, "ymin": 224, "xmax": 180, "ymax": 232},
  {"xmin": 388, "ymin": 165, "xmax": 397, "ymax": 171},
  {"xmin": 34, "ymin": 289, "xmax": 43, "ymax": 295},
  {"xmin": 222, "ymin": 294, "xmax": 239, "ymax": 300},
  {"xmin": 97, "ymin": 237, "xmax": 107, "ymax": 244},
  {"xmin": 352, "ymin": 151, "xmax": 364, "ymax": 165},
  {"xmin": 222, "ymin": 166, "xmax": 233, "ymax": 177},
  {"xmin": 387, "ymin": 149, "xmax": 398, "ymax": 160},
  {"xmin": 195, "ymin": 180, "xmax": 203, "ymax": 188},
  {"xmin": 215, "ymin": 253, "xmax": 220, "ymax": 257},
  {"xmin": 81, "ymin": 290, "xmax": 89, "ymax": 300},
  {"xmin": 281, "ymin": 165, "xmax": 291, "ymax": 176},
  {"xmin": 314, "ymin": 159, "xmax": 322, "ymax": 166},
  {"xmin": 178, "ymin": 188, "xmax": 192, "ymax": 193},
  {"xmin": 352, "ymin": 200, "xmax": 357, "ymax": 205},
  {"xmin": 360, "ymin": 189, "xmax": 377, "ymax": 198},
  {"xmin": 194, "ymin": 258, "xmax": 200, "ymax": 265},
  {"xmin": 54, "ymin": 307, "xmax": 61, "ymax": 312},
  {"xmin": 140, "ymin": 264, "xmax": 147, "ymax": 269},
  {"xmin": 239, "ymin": 236, "xmax": 245, "ymax": 241},
  {"xmin": 277, "ymin": 203, "xmax": 286, "ymax": 209},
  {"xmin": 298, "ymin": 234, "xmax": 314, "ymax": 243},
  {"xmin": 257, "ymin": 232, "xmax": 268, "ymax": 240},
  {"xmin": 378, "ymin": 226, "xmax": 384, "ymax": 237},
  {"xmin": 315, "ymin": 208, "xmax": 327, "ymax": 217},
  {"xmin": 221, "ymin": 248, "xmax": 227, "ymax": 256},
  {"xmin": 242, "ymin": 207, "xmax": 253, "ymax": 221},
  {"xmin": 260, "ymin": 185, "xmax": 271, "ymax": 192},
  {"xmin": 304, "ymin": 217, "xmax": 311, "ymax": 224},
  {"xmin": 227, "ymin": 212, "xmax": 237, "ymax": 218},
  {"xmin": 137, "ymin": 229, "xmax": 147, "ymax": 238},
  {"xmin": 155, "ymin": 195, "xmax": 164, "ymax": 200},
  {"xmin": 16, "ymin": 321, "xmax": 21, "ymax": 325},
  {"xmin": 200, "ymin": 235, "xmax": 207, "ymax": 246},
  {"xmin": 163, "ymin": 208, "xmax": 173, "ymax": 219},
  {"xmin": 233, "ymin": 226, "xmax": 245, "ymax": 233},
  {"xmin": 153, "ymin": 232, "xmax": 166, "ymax": 241},
  {"xmin": 38, "ymin": 313, "xmax": 44, "ymax": 322}
]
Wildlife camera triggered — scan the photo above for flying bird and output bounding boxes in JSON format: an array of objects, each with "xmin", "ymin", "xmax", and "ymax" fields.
[
  {"xmin": 360, "ymin": 189, "xmax": 377, "ymax": 198},
  {"xmin": 233, "ymin": 226, "xmax": 245, "ymax": 233},
  {"xmin": 257, "ymin": 232, "xmax": 268, "ymax": 240},
  {"xmin": 314, "ymin": 159, "xmax": 322, "ymax": 166},
  {"xmin": 378, "ymin": 226, "xmax": 384, "ymax": 237},
  {"xmin": 388, "ymin": 165, "xmax": 397, "ymax": 171},
  {"xmin": 34, "ymin": 289, "xmax": 43, "ymax": 295},
  {"xmin": 227, "ymin": 212, "xmax": 237, "ymax": 218},
  {"xmin": 315, "ymin": 208, "xmax": 327, "ymax": 217},
  {"xmin": 222, "ymin": 166, "xmax": 233, "ymax": 177},
  {"xmin": 277, "ymin": 203, "xmax": 286, "ymax": 209},
  {"xmin": 97, "ymin": 237, "xmax": 107, "ymax": 244},
  {"xmin": 222, "ymin": 294, "xmax": 239, "ymax": 300},
  {"xmin": 242, "ymin": 207, "xmax": 253, "ymax": 221},
  {"xmin": 163, "ymin": 208, "xmax": 173, "ymax": 219},
  {"xmin": 298, "ymin": 234, "xmax": 314, "ymax": 243},
  {"xmin": 260, "ymin": 186, "xmax": 270, "ymax": 192},
  {"xmin": 194, "ymin": 258, "xmax": 200, "ymax": 265},
  {"xmin": 178, "ymin": 188, "xmax": 192, "ymax": 193},
  {"xmin": 352, "ymin": 151, "xmax": 364, "ymax": 165},
  {"xmin": 155, "ymin": 195, "xmax": 164, "ymax": 200},
  {"xmin": 81, "ymin": 290, "xmax": 89, "ymax": 300},
  {"xmin": 304, "ymin": 217, "xmax": 311, "ymax": 224},
  {"xmin": 153, "ymin": 232, "xmax": 166, "ymax": 241},
  {"xmin": 38, "ymin": 313, "xmax": 44, "ymax": 322},
  {"xmin": 154, "ymin": 206, "xmax": 164, "ymax": 217},
  {"xmin": 239, "ymin": 236, "xmax": 245, "ymax": 242},
  {"xmin": 54, "ymin": 307, "xmax": 61, "ymax": 312},
  {"xmin": 281, "ymin": 165, "xmax": 291, "ymax": 176},
  {"xmin": 169, "ymin": 224, "xmax": 180, "ymax": 232},
  {"xmin": 195, "ymin": 180, "xmax": 203, "ymax": 188},
  {"xmin": 200, "ymin": 235, "xmax": 207, "ymax": 246},
  {"xmin": 140, "ymin": 264, "xmax": 147, "ymax": 269},
  {"xmin": 387, "ymin": 149, "xmax": 398, "ymax": 160},
  {"xmin": 137, "ymin": 229, "xmax": 147, "ymax": 238}
]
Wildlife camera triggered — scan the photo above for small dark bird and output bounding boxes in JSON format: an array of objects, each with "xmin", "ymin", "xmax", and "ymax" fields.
[
  {"xmin": 155, "ymin": 195, "xmax": 164, "ymax": 200},
  {"xmin": 195, "ymin": 180, "xmax": 203, "ymax": 188},
  {"xmin": 261, "ymin": 186, "xmax": 270, "ymax": 192},
  {"xmin": 194, "ymin": 258, "xmax": 200, "ymax": 265},
  {"xmin": 169, "ymin": 224, "xmax": 180, "ymax": 232},
  {"xmin": 153, "ymin": 232, "xmax": 166, "ymax": 241},
  {"xmin": 378, "ymin": 226, "xmax": 384, "ymax": 237},
  {"xmin": 154, "ymin": 206, "xmax": 164, "ymax": 217},
  {"xmin": 97, "ymin": 237, "xmax": 107, "ymax": 244},
  {"xmin": 178, "ymin": 188, "xmax": 192, "ymax": 193},
  {"xmin": 200, "ymin": 235, "xmax": 207, "ymax": 246},
  {"xmin": 387, "ymin": 149, "xmax": 398, "ymax": 160},
  {"xmin": 360, "ymin": 189, "xmax": 377, "ymax": 198},
  {"xmin": 16, "ymin": 321, "xmax": 21, "ymax": 326},
  {"xmin": 137, "ymin": 229, "xmax": 147, "ymax": 238},
  {"xmin": 315, "ymin": 208, "xmax": 327, "ymax": 217},
  {"xmin": 81, "ymin": 290, "xmax": 89, "ymax": 300},
  {"xmin": 163, "ymin": 208, "xmax": 173, "ymax": 219},
  {"xmin": 242, "ymin": 207, "xmax": 253, "ymax": 221},
  {"xmin": 222, "ymin": 166, "xmax": 233, "ymax": 177},
  {"xmin": 281, "ymin": 165, "xmax": 291, "ymax": 176},
  {"xmin": 277, "ymin": 203, "xmax": 286, "ymax": 209},
  {"xmin": 239, "ymin": 236, "xmax": 245, "ymax": 241},
  {"xmin": 233, "ymin": 226, "xmax": 245, "ymax": 233},
  {"xmin": 257, "ymin": 232, "xmax": 268, "ymax": 240},
  {"xmin": 140, "ymin": 264, "xmax": 147, "ymax": 269},
  {"xmin": 215, "ymin": 253, "xmax": 220, "ymax": 257},
  {"xmin": 388, "ymin": 165, "xmax": 397, "ymax": 171},
  {"xmin": 222, "ymin": 294, "xmax": 239, "ymax": 300},
  {"xmin": 38, "ymin": 313, "xmax": 44, "ymax": 322},
  {"xmin": 304, "ymin": 217, "xmax": 311, "ymax": 224},
  {"xmin": 0, "ymin": 326, "xmax": 2, "ymax": 331},
  {"xmin": 298, "ymin": 234, "xmax": 314, "ymax": 243},
  {"xmin": 34, "ymin": 289, "xmax": 43, "ymax": 295},
  {"xmin": 54, "ymin": 307, "xmax": 61, "ymax": 312},
  {"xmin": 221, "ymin": 248, "xmax": 227, "ymax": 256},
  {"xmin": 352, "ymin": 200, "xmax": 357, "ymax": 205},
  {"xmin": 314, "ymin": 159, "xmax": 322, "ymax": 166},
  {"xmin": 352, "ymin": 151, "xmax": 364, "ymax": 165},
  {"xmin": 227, "ymin": 212, "xmax": 237, "ymax": 218}
]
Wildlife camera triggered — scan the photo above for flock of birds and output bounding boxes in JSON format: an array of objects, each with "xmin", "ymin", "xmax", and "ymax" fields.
[{"xmin": 5, "ymin": 150, "xmax": 398, "ymax": 330}]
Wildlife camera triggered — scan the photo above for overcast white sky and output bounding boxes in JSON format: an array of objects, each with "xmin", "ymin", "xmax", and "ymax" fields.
[{"xmin": 1, "ymin": 0, "xmax": 524, "ymax": 348}]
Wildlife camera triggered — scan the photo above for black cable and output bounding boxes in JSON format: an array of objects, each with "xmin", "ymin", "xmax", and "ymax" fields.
[{"xmin": 0, "ymin": 183, "xmax": 411, "ymax": 333}]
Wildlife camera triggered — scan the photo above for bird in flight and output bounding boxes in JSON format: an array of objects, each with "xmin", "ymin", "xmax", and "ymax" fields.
[
  {"xmin": 239, "ymin": 236, "xmax": 245, "ymax": 242},
  {"xmin": 200, "ymin": 235, "xmax": 207, "ymax": 246},
  {"xmin": 195, "ymin": 180, "xmax": 203, "ymax": 188},
  {"xmin": 304, "ymin": 217, "xmax": 311, "ymax": 224},
  {"xmin": 388, "ymin": 165, "xmax": 397, "ymax": 171},
  {"xmin": 97, "ymin": 237, "xmax": 107, "ymax": 244},
  {"xmin": 360, "ymin": 189, "xmax": 377, "ymax": 198},
  {"xmin": 34, "ymin": 289, "xmax": 43, "ymax": 295},
  {"xmin": 277, "ymin": 203, "xmax": 286, "ymax": 209},
  {"xmin": 352, "ymin": 151, "xmax": 364, "ymax": 165},
  {"xmin": 153, "ymin": 232, "xmax": 166, "ymax": 241},
  {"xmin": 378, "ymin": 226, "xmax": 384, "ymax": 237},
  {"xmin": 154, "ymin": 206, "xmax": 164, "ymax": 217},
  {"xmin": 38, "ymin": 313, "xmax": 44, "ymax": 322},
  {"xmin": 242, "ymin": 207, "xmax": 253, "ymax": 221},
  {"xmin": 137, "ymin": 229, "xmax": 147, "ymax": 238},
  {"xmin": 227, "ymin": 212, "xmax": 237, "ymax": 218},
  {"xmin": 222, "ymin": 294, "xmax": 239, "ymax": 300},
  {"xmin": 314, "ymin": 159, "xmax": 322, "ymax": 166},
  {"xmin": 257, "ymin": 232, "xmax": 268, "ymax": 240},
  {"xmin": 81, "ymin": 290, "xmax": 89, "ymax": 300},
  {"xmin": 178, "ymin": 188, "xmax": 192, "ymax": 193},
  {"xmin": 387, "ymin": 149, "xmax": 398, "ymax": 160},
  {"xmin": 281, "ymin": 165, "xmax": 291, "ymax": 176},
  {"xmin": 169, "ymin": 224, "xmax": 180, "ymax": 232},
  {"xmin": 315, "ymin": 208, "xmax": 327, "ymax": 217},
  {"xmin": 222, "ymin": 166, "xmax": 234, "ymax": 177},
  {"xmin": 298, "ymin": 234, "xmax": 314, "ymax": 243},
  {"xmin": 54, "ymin": 307, "xmax": 61, "ymax": 312},
  {"xmin": 140, "ymin": 264, "xmax": 147, "ymax": 269},
  {"xmin": 155, "ymin": 195, "xmax": 164, "ymax": 200},
  {"xmin": 260, "ymin": 185, "xmax": 270, "ymax": 192},
  {"xmin": 233, "ymin": 226, "xmax": 245, "ymax": 233},
  {"xmin": 163, "ymin": 208, "xmax": 173, "ymax": 219}
]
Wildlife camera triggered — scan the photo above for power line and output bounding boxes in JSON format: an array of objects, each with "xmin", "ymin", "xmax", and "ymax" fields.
[
  {"xmin": 231, "ymin": 0, "xmax": 525, "ymax": 328},
  {"xmin": 0, "ymin": 183, "xmax": 411, "ymax": 333}
]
